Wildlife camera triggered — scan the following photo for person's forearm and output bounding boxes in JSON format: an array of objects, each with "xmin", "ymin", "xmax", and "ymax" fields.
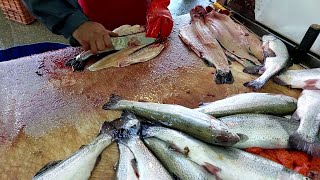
[{"xmin": 23, "ymin": 0, "xmax": 88, "ymax": 38}]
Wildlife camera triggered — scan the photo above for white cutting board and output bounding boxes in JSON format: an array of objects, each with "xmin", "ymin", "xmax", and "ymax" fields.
[{"xmin": 255, "ymin": 0, "xmax": 320, "ymax": 56}]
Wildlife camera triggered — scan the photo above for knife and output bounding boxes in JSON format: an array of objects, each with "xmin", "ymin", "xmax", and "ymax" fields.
[{"xmin": 66, "ymin": 32, "xmax": 156, "ymax": 71}]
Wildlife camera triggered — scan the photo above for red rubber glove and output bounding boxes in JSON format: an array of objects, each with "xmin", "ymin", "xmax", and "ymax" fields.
[{"xmin": 146, "ymin": 0, "xmax": 173, "ymax": 40}]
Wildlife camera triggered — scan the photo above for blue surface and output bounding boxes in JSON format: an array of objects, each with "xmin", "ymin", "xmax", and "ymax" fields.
[{"xmin": 0, "ymin": 42, "xmax": 69, "ymax": 62}]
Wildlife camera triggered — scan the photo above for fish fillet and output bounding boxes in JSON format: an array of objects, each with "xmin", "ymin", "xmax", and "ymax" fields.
[
  {"xmin": 179, "ymin": 6, "xmax": 233, "ymax": 84},
  {"xmin": 204, "ymin": 9, "xmax": 263, "ymax": 65},
  {"xmin": 87, "ymin": 43, "xmax": 164, "ymax": 71}
]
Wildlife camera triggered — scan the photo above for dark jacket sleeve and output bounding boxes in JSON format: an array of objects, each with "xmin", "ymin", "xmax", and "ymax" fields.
[{"xmin": 23, "ymin": 0, "xmax": 88, "ymax": 38}]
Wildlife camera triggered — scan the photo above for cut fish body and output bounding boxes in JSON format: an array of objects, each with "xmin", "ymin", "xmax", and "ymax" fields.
[
  {"xmin": 205, "ymin": 10, "xmax": 262, "ymax": 65},
  {"xmin": 179, "ymin": 6, "xmax": 233, "ymax": 84},
  {"xmin": 274, "ymin": 68, "xmax": 320, "ymax": 90}
]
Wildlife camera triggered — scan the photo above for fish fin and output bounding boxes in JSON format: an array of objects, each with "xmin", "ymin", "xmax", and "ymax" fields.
[
  {"xmin": 273, "ymin": 76, "xmax": 288, "ymax": 86},
  {"xmin": 243, "ymin": 65, "xmax": 263, "ymax": 75},
  {"xmin": 131, "ymin": 158, "xmax": 140, "ymax": 178},
  {"xmin": 215, "ymin": 70, "xmax": 234, "ymax": 84},
  {"xmin": 290, "ymin": 112, "xmax": 300, "ymax": 121},
  {"xmin": 98, "ymin": 121, "xmax": 115, "ymax": 136},
  {"xmin": 304, "ymin": 79, "xmax": 320, "ymax": 90},
  {"xmin": 263, "ymin": 42, "xmax": 276, "ymax": 58},
  {"xmin": 203, "ymin": 162, "xmax": 222, "ymax": 180},
  {"xmin": 237, "ymin": 133, "xmax": 249, "ymax": 143},
  {"xmin": 102, "ymin": 94, "xmax": 122, "ymax": 110},
  {"xmin": 243, "ymin": 79, "xmax": 265, "ymax": 90},
  {"xmin": 34, "ymin": 160, "xmax": 62, "ymax": 177},
  {"xmin": 79, "ymin": 145, "xmax": 87, "ymax": 149},
  {"xmin": 289, "ymin": 133, "xmax": 320, "ymax": 157},
  {"xmin": 198, "ymin": 102, "xmax": 210, "ymax": 107},
  {"xmin": 94, "ymin": 154, "xmax": 102, "ymax": 168}
]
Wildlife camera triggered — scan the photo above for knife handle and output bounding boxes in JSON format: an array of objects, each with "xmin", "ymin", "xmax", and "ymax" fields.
[
  {"xmin": 298, "ymin": 24, "xmax": 320, "ymax": 53},
  {"xmin": 69, "ymin": 36, "xmax": 81, "ymax": 47},
  {"xmin": 293, "ymin": 24, "xmax": 320, "ymax": 63}
]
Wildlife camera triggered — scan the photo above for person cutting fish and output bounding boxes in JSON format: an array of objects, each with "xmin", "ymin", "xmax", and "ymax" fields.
[{"xmin": 23, "ymin": 0, "xmax": 173, "ymax": 54}]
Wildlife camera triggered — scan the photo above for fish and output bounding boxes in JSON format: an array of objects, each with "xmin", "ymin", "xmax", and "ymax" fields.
[
  {"xmin": 219, "ymin": 114, "xmax": 299, "ymax": 149},
  {"xmin": 32, "ymin": 121, "xmax": 116, "ymax": 180},
  {"xmin": 143, "ymin": 126, "xmax": 308, "ymax": 180},
  {"xmin": 120, "ymin": 137, "xmax": 173, "ymax": 180},
  {"xmin": 243, "ymin": 35, "xmax": 291, "ymax": 90},
  {"xmin": 289, "ymin": 90, "xmax": 320, "ymax": 157},
  {"xmin": 274, "ymin": 68, "xmax": 320, "ymax": 90},
  {"xmin": 87, "ymin": 42, "xmax": 164, "ymax": 71},
  {"xmin": 179, "ymin": 6, "xmax": 233, "ymax": 84},
  {"xmin": 112, "ymin": 24, "xmax": 146, "ymax": 36},
  {"xmin": 103, "ymin": 94, "xmax": 240, "ymax": 146},
  {"xmin": 117, "ymin": 43, "xmax": 165, "ymax": 67},
  {"xmin": 204, "ymin": 8, "xmax": 263, "ymax": 65},
  {"xmin": 116, "ymin": 111, "xmax": 172, "ymax": 180},
  {"xmin": 144, "ymin": 137, "xmax": 216, "ymax": 180},
  {"xmin": 115, "ymin": 143, "xmax": 139, "ymax": 180},
  {"xmin": 195, "ymin": 92, "xmax": 297, "ymax": 117}
]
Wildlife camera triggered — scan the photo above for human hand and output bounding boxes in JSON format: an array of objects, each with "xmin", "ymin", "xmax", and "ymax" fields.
[
  {"xmin": 146, "ymin": 0, "xmax": 173, "ymax": 40},
  {"xmin": 72, "ymin": 21, "xmax": 118, "ymax": 54}
]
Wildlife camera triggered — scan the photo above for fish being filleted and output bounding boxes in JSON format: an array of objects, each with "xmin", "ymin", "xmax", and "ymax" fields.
[
  {"xmin": 243, "ymin": 35, "xmax": 291, "ymax": 90},
  {"xmin": 195, "ymin": 92, "xmax": 297, "ymax": 117},
  {"xmin": 274, "ymin": 68, "xmax": 320, "ymax": 90},
  {"xmin": 219, "ymin": 114, "xmax": 299, "ymax": 149},
  {"xmin": 116, "ymin": 111, "xmax": 173, "ymax": 180},
  {"xmin": 115, "ymin": 143, "xmax": 139, "ymax": 180},
  {"xmin": 289, "ymin": 90, "xmax": 320, "ymax": 157},
  {"xmin": 32, "ymin": 121, "xmax": 116, "ymax": 180},
  {"xmin": 144, "ymin": 137, "xmax": 216, "ymax": 180},
  {"xmin": 87, "ymin": 42, "xmax": 165, "ymax": 71},
  {"xmin": 143, "ymin": 126, "xmax": 308, "ymax": 180},
  {"xmin": 102, "ymin": 94, "xmax": 240, "ymax": 146}
]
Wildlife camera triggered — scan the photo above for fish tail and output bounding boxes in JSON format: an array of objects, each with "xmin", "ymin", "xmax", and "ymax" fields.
[
  {"xmin": 289, "ymin": 133, "xmax": 320, "ymax": 157},
  {"xmin": 215, "ymin": 70, "xmax": 234, "ymax": 84},
  {"xmin": 102, "ymin": 94, "xmax": 122, "ymax": 110},
  {"xmin": 243, "ymin": 79, "xmax": 265, "ymax": 90}
]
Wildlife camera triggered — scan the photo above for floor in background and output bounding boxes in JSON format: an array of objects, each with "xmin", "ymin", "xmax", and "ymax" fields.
[{"xmin": 0, "ymin": 0, "xmax": 210, "ymax": 50}]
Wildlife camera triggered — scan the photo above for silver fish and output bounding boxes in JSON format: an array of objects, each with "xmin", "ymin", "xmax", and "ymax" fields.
[
  {"xmin": 274, "ymin": 68, "xmax": 320, "ymax": 90},
  {"xmin": 289, "ymin": 90, "xmax": 320, "ymax": 156},
  {"xmin": 143, "ymin": 126, "xmax": 308, "ymax": 180},
  {"xmin": 244, "ymin": 35, "xmax": 291, "ymax": 90},
  {"xmin": 32, "ymin": 121, "xmax": 115, "ymax": 180},
  {"xmin": 195, "ymin": 92, "xmax": 297, "ymax": 117},
  {"xmin": 144, "ymin": 137, "xmax": 216, "ymax": 180},
  {"xmin": 219, "ymin": 114, "xmax": 299, "ymax": 149},
  {"xmin": 103, "ymin": 95, "xmax": 240, "ymax": 146},
  {"xmin": 121, "ymin": 137, "xmax": 173, "ymax": 180},
  {"xmin": 115, "ymin": 143, "xmax": 139, "ymax": 180}
]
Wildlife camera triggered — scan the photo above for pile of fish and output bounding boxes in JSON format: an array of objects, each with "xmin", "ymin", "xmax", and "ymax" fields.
[
  {"xmin": 87, "ymin": 25, "xmax": 165, "ymax": 71},
  {"xmin": 180, "ymin": 5, "xmax": 320, "ymax": 91},
  {"xmin": 33, "ymin": 92, "xmax": 320, "ymax": 179},
  {"xmin": 179, "ymin": 6, "xmax": 264, "ymax": 84}
]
